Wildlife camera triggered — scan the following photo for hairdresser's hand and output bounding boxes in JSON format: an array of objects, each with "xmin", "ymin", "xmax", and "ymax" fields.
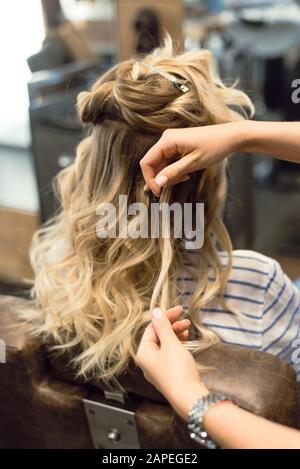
[
  {"xmin": 140, "ymin": 123, "xmax": 242, "ymax": 196},
  {"xmin": 135, "ymin": 307, "xmax": 209, "ymax": 420}
]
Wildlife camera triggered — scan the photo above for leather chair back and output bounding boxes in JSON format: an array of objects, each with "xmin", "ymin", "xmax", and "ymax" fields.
[{"xmin": 0, "ymin": 294, "xmax": 299, "ymax": 448}]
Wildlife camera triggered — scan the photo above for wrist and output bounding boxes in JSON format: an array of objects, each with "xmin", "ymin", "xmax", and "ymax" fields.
[
  {"xmin": 217, "ymin": 121, "xmax": 251, "ymax": 156},
  {"xmin": 235, "ymin": 120, "xmax": 261, "ymax": 154},
  {"xmin": 169, "ymin": 381, "xmax": 209, "ymax": 421},
  {"xmin": 188, "ymin": 394, "xmax": 235, "ymax": 448}
]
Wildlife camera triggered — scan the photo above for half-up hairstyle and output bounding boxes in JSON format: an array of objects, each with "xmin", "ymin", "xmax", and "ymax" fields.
[{"xmin": 22, "ymin": 36, "xmax": 254, "ymax": 384}]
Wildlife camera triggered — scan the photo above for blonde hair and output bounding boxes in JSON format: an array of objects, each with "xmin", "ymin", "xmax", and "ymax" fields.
[{"xmin": 23, "ymin": 38, "xmax": 254, "ymax": 384}]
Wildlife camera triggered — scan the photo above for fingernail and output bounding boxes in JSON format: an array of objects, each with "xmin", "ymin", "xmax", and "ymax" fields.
[
  {"xmin": 152, "ymin": 308, "xmax": 162, "ymax": 319},
  {"xmin": 155, "ymin": 174, "xmax": 168, "ymax": 188}
]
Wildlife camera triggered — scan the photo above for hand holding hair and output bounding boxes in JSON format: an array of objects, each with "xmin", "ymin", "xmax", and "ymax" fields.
[
  {"xmin": 136, "ymin": 307, "xmax": 300, "ymax": 449},
  {"xmin": 140, "ymin": 121, "xmax": 300, "ymax": 196},
  {"xmin": 135, "ymin": 307, "xmax": 209, "ymax": 421},
  {"xmin": 140, "ymin": 123, "xmax": 240, "ymax": 196}
]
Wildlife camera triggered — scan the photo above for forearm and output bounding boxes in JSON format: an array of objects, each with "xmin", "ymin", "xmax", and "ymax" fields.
[
  {"xmin": 171, "ymin": 383, "xmax": 300, "ymax": 449},
  {"xmin": 236, "ymin": 121, "xmax": 300, "ymax": 164},
  {"xmin": 204, "ymin": 401, "xmax": 300, "ymax": 449}
]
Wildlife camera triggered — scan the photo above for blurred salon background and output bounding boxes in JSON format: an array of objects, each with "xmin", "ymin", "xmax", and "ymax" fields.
[{"xmin": 0, "ymin": 0, "xmax": 299, "ymax": 295}]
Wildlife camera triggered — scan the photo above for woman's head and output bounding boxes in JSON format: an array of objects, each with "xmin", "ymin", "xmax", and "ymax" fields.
[{"xmin": 25, "ymin": 37, "xmax": 253, "ymax": 384}]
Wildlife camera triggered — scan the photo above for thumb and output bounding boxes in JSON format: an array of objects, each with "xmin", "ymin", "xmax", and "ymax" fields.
[
  {"xmin": 151, "ymin": 308, "xmax": 178, "ymax": 345},
  {"xmin": 154, "ymin": 154, "xmax": 195, "ymax": 188}
]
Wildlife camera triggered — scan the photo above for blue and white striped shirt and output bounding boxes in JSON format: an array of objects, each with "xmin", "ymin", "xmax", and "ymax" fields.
[{"xmin": 178, "ymin": 250, "xmax": 300, "ymax": 381}]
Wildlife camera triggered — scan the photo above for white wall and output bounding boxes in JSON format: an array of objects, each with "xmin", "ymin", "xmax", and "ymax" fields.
[{"xmin": 0, "ymin": 0, "xmax": 45, "ymax": 147}]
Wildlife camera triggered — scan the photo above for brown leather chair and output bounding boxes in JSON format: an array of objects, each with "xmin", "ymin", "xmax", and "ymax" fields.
[{"xmin": 0, "ymin": 294, "xmax": 299, "ymax": 449}]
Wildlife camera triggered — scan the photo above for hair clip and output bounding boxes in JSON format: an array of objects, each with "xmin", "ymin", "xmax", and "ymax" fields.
[{"xmin": 139, "ymin": 61, "xmax": 189, "ymax": 93}]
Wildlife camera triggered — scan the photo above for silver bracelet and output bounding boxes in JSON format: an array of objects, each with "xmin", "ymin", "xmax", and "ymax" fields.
[{"xmin": 188, "ymin": 392, "xmax": 232, "ymax": 449}]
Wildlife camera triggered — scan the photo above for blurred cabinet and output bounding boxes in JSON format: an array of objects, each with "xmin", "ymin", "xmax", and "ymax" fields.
[{"xmin": 30, "ymin": 95, "xmax": 82, "ymax": 221}]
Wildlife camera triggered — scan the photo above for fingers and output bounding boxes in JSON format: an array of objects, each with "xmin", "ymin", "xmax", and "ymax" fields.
[
  {"xmin": 141, "ymin": 317, "xmax": 190, "ymax": 347},
  {"xmin": 135, "ymin": 310, "xmax": 190, "ymax": 368},
  {"xmin": 142, "ymin": 154, "xmax": 196, "ymax": 195},
  {"xmin": 177, "ymin": 329, "xmax": 189, "ymax": 341},
  {"xmin": 172, "ymin": 318, "xmax": 191, "ymax": 335},
  {"xmin": 138, "ymin": 305, "xmax": 188, "ymax": 349},
  {"xmin": 138, "ymin": 322, "xmax": 159, "ymax": 349},
  {"xmin": 151, "ymin": 308, "xmax": 179, "ymax": 345},
  {"xmin": 170, "ymin": 174, "xmax": 191, "ymax": 186},
  {"xmin": 144, "ymin": 174, "xmax": 190, "ymax": 193},
  {"xmin": 140, "ymin": 132, "xmax": 178, "ymax": 196},
  {"xmin": 154, "ymin": 155, "xmax": 196, "ymax": 189},
  {"xmin": 140, "ymin": 161, "xmax": 161, "ymax": 197},
  {"xmin": 154, "ymin": 306, "xmax": 191, "ymax": 341},
  {"xmin": 164, "ymin": 305, "xmax": 184, "ymax": 323},
  {"xmin": 140, "ymin": 143, "xmax": 164, "ymax": 196}
]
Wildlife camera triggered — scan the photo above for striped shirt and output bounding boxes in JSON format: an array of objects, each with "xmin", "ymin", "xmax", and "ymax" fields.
[{"xmin": 178, "ymin": 250, "xmax": 300, "ymax": 381}]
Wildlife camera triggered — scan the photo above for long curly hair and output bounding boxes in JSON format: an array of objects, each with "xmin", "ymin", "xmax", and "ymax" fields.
[{"xmin": 23, "ymin": 37, "xmax": 254, "ymax": 384}]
